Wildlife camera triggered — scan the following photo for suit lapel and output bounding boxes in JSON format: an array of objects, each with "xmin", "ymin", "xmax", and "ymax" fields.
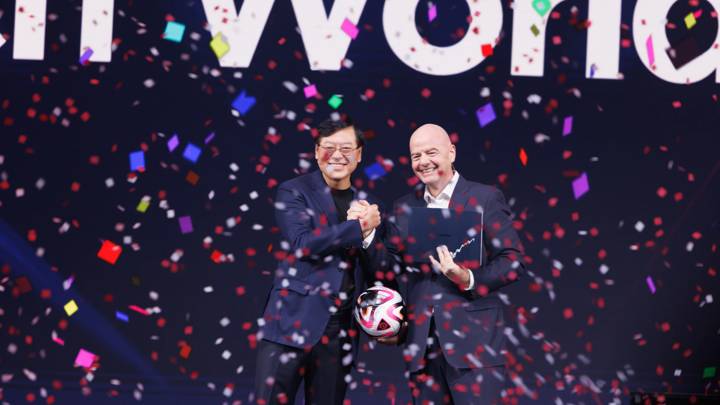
[
  {"xmin": 309, "ymin": 170, "xmax": 339, "ymax": 225},
  {"xmin": 448, "ymin": 174, "xmax": 473, "ymax": 212}
]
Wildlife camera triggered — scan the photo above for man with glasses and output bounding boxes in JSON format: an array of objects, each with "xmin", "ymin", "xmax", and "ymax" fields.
[
  {"xmin": 255, "ymin": 117, "xmax": 391, "ymax": 404},
  {"xmin": 380, "ymin": 123, "xmax": 526, "ymax": 404}
]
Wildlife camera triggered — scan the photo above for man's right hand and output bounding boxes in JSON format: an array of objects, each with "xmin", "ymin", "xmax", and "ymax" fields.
[{"xmin": 348, "ymin": 200, "xmax": 381, "ymax": 238}]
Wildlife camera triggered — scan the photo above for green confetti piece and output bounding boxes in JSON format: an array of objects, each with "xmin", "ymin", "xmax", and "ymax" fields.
[
  {"xmin": 532, "ymin": 0, "xmax": 551, "ymax": 17},
  {"xmin": 703, "ymin": 366, "xmax": 716, "ymax": 379},
  {"xmin": 530, "ymin": 24, "xmax": 540, "ymax": 36},
  {"xmin": 328, "ymin": 94, "xmax": 343, "ymax": 109},
  {"xmin": 136, "ymin": 198, "xmax": 150, "ymax": 213}
]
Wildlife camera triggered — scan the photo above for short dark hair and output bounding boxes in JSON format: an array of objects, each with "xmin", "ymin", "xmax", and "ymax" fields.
[{"xmin": 315, "ymin": 117, "xmax": 365, "ymax": 147}]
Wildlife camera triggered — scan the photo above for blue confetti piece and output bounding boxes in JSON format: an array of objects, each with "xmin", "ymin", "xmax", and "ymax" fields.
[
  {"xmin": 231, "ymin": 91, "xmax": 256, "ymax": 116},
  {"xmin": 129, "ymin": 150, "xmax": 145, "ymax": 172},
  {"xmin": 163, "ymin": 21, "xmax": 186, "ymax": 43},
  {"xmin": 183, "ymin": 143, "xmax": 201, "ymax": 163},
  {"xmin": 116, "ymin": 311, "xmax": 129, "ymax": 322},
  {"xmin": 364, "ymin": 162, "xmax": 387, "ymax": 180}
]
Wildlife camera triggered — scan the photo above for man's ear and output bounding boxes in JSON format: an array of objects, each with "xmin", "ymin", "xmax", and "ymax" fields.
[
  {"xmin": 356, "ymin": 146, "xmax": 363, "ymax": 162},
  {"xmin": 449, "ymin": 144, "xmax": 456, "ymax": 163}
]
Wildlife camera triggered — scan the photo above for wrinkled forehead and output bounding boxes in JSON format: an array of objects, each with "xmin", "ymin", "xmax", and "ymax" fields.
[{"xmin": 409, "ymin": 131, "xmax": 450, "ymax": 154}]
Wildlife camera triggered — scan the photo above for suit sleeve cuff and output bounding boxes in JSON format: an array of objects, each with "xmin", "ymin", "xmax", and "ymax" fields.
[
  {"xmin": 361, "ymin": 228, "xmax": 376, "ymax": 249},
  {"xmin": 464, "ymin": 267, "xmax": 475, "ymax": 291}
]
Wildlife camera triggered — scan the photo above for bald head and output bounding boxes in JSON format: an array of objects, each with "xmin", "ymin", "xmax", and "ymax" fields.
[
  {"xmin": 409, "ymin": 124, "xmax": 452, "ymax": 148},
  {"xmin": 409, "ymin": 123, "xmax": 456, "ymax": 196}
]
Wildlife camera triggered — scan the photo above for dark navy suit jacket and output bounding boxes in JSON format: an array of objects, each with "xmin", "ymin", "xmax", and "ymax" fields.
[
  {"xmin": 259, "ymin": 170, "xmax": 390, "ymax": 358},
  {"xmin": 388, "ymin": 175, "xmax": 526, "ymax": 372}
]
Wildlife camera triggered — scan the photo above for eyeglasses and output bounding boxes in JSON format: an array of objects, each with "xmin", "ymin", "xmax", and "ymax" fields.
[{"xmin": 318, "ymin": 144, "xmax": 359, "ymax": 156}]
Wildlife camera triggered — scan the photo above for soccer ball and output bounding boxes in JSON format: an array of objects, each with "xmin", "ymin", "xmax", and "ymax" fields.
[{"xmin": 354, "ymin": 286, "xmax": 405, "ymax": 338}]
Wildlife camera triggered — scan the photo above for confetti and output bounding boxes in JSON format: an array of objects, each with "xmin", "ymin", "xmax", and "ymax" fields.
[
  {"xmin": 97, "ymin": 240, "xmax": 122, "ymax": 265},
  {"xmin": 364, "ymin": 162, "xmax": 387, "ymax": 180},
  {"xmin": 163, "ymin": 21, "xmax": 186, "ymax": 43},
  {"xmin": 79, "ymin": 48, "xmax": 94, "ymax": 65},
  {"xmin": 328, "ymin": 94, "xmax": 343, "ymax": 109},
  {"xmin": 572, "ymin": 172, "xmax": 589, "ymax": 199},
  {"xmin": 646, "ymin": 35, "xmax": 655, "ymax": 66},
  {"xmin": 341, "ymin": 18, "xmax": 359, "ymax": 40},
  {"xmin": 684, "ymin": 13, "xmax": 697, "ymax": 29},
  {"xmin": 116, "ymin": 311, "xmax": 129, "ymax": 322},
  {"xmin": 167, "ymin": 134, "xmax": 180, "ymax": 152},
  {"xmin": 183, "ymin": 143, "xmax": 201, "ymax": 163},
  {"xmin": 64, "ymin": 300, "xmax": 79, "ymax": 316},
  {"xmin": 476, "ymin": 103, "xmax": 496, "ymax": 128},
  {"xmin": 74, "ymin": 349, "xmax": 96, "ymax": 368},
  {"xmin": 210, "ymin": 32, "xmax": 230, "ymax": 59},
  {"xmin": 562, "ymin": 116, "xmax": 573, "ymax": 136},
  {"xmin": 646, "ymin": 275, "xmax": 657, "ymax": 294},
  {"xmin": 428, "ymin": 3, "xmax": 437, "ymax": 22},
  {"xmin": 532, "ymin": 0, "xmax": 551, "ymax": 17},
  {"xmin": 179, "ymin": 216, "xmax": 193, "ymax": 234},
  {"xmin": 231, "ymin": 90, "xmax": 256, "ymax": 116},
  {"xmin": 304, "ymin": 84, "xmax": 318, "ymax": 98},
  {"xmin": 129, "ymin": 150, "xmax": 145, "ymax": 172}
]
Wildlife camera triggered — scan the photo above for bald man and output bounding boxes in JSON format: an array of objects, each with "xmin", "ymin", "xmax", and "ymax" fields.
[{"xmin": 381, "ymin": 124, "xmax": 526, "ymax": 404}]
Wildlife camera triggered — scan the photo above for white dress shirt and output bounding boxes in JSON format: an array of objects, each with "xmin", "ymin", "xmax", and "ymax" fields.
[{"xmin": 423, "ymin": 171, "xmax": 475, "ymax": 290}]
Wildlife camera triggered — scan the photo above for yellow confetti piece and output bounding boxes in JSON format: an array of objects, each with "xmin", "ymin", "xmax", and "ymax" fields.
[
  {"xmin": 64, "ymin": 300, "xmax": 79, "ymax": 316},
  {"xmin": 210, "ymin": 33, "xmax": 230, "ymax": 59},
  {"xmin": 684, "ymin": 13, "xmax": 696, "ymax": 29}
]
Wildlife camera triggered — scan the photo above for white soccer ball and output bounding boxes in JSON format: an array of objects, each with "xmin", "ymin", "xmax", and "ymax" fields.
[{"xmin": 354, "ymin": 286, "xmax": 405, "ymax": 338}]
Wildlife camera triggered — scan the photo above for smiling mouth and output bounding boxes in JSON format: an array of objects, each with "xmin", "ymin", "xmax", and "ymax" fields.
[{"xmin": 419, "ymin": 167, "xmax": 437, "ymax": 175}]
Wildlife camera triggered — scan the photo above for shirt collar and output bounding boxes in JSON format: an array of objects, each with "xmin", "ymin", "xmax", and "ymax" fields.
[{"xmin": 424, "ymin": 171, "xmax": 460, "ymax": 204}]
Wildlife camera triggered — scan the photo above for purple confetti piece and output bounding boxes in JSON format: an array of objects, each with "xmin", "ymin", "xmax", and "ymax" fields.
[
  {"xmin": 476, "ymin": 103, "xmax": 496, "ymax": 128},
  {"xmin": 167, "ymin": 134, "xmax": 179, "ymax": 152},
  {"xmin": 428, "ymin": 4, "xmax": 437, "ymax": 22},
  {"xmin": 79, "ymin": 48, "xmax": 94, "ymax": 65},
  {"xmin": 572, "ymin": 172, "xmax": 589, "ymax": 199},
  {"xmin": 179, "ymin": 216, "xmax": 193, "ymax": 234},
  {"xmin": 646, "ymin": 275, "xmax": 656, "ymax": 294},
  {"xmin": 204, "ymin": 132, "xmax": 216, "ymax": 144},
  {"xmin": 563, "ymin": 116, "xmax": 573, "ymax": 136}
]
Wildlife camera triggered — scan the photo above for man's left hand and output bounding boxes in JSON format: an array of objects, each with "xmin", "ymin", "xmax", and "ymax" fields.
[{"xmin": 429, "ymin": 245, "xmax": 471, "ymax": 290}]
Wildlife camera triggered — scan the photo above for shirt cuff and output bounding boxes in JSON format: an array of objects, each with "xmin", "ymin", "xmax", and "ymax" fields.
[
  {"xmin": 464, "ymin": 268, "xmax": 475, "ymax": 291},
  {"xmin": 361, "ymin": 228, "xmax": 376, "ymax": 249}
]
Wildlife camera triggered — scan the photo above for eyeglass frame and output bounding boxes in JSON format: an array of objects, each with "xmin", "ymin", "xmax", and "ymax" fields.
[{"xmin": 316, "ymin": 143, "xmax": 361, "ymax": 156}]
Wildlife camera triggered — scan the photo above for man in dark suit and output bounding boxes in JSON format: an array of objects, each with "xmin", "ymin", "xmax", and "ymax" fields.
[
  {"xmin": 255, "ymin": 118, "xmax": 389, "ymax": 405},
  {"xmin": 380, "ymin": 124, "xmax": 526, "ymax": 404}
]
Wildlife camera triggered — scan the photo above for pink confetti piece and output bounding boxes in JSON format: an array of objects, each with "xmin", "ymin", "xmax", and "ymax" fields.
[
  {"xmin": 646, "ymin": 35, "xmax": 655, "ymax": 66},
  {"xmin": 74, "ymin": 349, "xmax": 96, "ymax": 368},
  {"xmin": 304, "ymin": 84, "xmax": 318, "ymax": 98},
  {"xmin": 52, "ymin": 337, "xmax": 65, "ymax": 346},
  {"xmin": 128, "ymin": 305, "xmax": 149, "ymax": 316},
  {"xmin": 428, "ymin": 4, "xmax": 437, "ymax": 22},
  {"xmin": 341, "ymin": 18, "xmax": 359, "ymax": 40},
  {"xmin": 646, "ymin": 276, "xmax": 656, "ymax": 294},
  {"xmin": 562, "ymin": 116, "xmax": 573, "ymax": 136}
]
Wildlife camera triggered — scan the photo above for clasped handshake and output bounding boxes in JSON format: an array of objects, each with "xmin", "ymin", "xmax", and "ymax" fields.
[{"xmin": 346, "ymin": 200, "xmax": 380, "ymax": 239}]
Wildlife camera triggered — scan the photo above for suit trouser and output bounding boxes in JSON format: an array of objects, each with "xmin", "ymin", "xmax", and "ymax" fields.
[
  {"xmin": 409, "ymin": 319, "xmax": 507, "ymax": 405},
  {"xmin": 254, "ymin": 312, "xmax": 352, "ymax": 405}
]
